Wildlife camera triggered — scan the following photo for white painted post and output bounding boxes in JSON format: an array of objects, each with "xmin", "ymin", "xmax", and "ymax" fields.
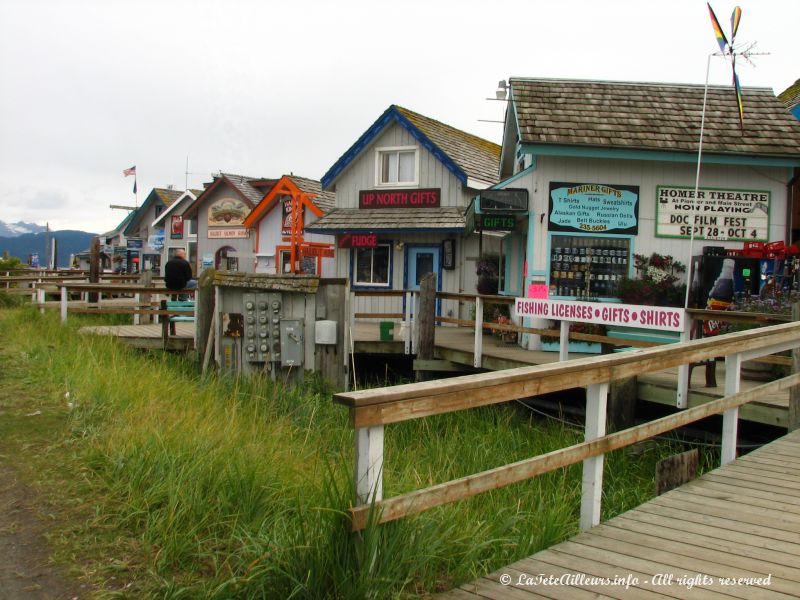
[
  {"xmin": 133, "ymin": 292, "xmax": 140, "ymax": 325},
  {"xmin": 404, "ymin": 291, "xmax": 412, "ymax": 355},
  {"xmin": 473, "ymin": 296, "xmax": 483, "ymax": 368},
  {"xmin": 36, "ymin": 287, "xmax": 45, "ymax": 315},
  {"xmin": 60, "ymin": 286, "xmax": 68, "ymax": 324},
  {"xmin": 580, "ymin": 382, "xmax": 609, "ymax": 531},
  {"xmin": 559, "ymin": 320, "xmax": 570, "ymax": 362},
  {"xmin": 721, "ymin": 352, "xmax": 741, "ymax": 465},
  {"xmin": 355, "ymin": 425, "xmax": 384, "ymax": 504},
  {"xmin": 676, "ymin": 314, "xmax": 693, "ymax": 409}
]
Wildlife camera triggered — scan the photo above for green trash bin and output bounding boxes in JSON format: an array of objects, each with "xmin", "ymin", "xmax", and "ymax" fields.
[{"xmin": 379, "ymin": 321, "xmax": 394, "ymax": 341}]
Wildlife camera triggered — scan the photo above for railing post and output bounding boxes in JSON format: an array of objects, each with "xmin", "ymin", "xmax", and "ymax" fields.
[
  {"xmin": 60, "ymin": 285, "xmax": 68, "ymax": 324},
  {"xmin": 133, "ymin": 292, "xmax": 141, "ymax": 325},
  {"xmin": 355, "ymin": 424, "xmax": 384, "ymax": 505},
  {"xmin": 676, "ymin": 313, "xmax": 693, "ymax": 409},
  {"xmin": 721, "ymin": 352, "xmax": 741, "ymax": 465},
  {"xmin": 404, "ymin": 291, "xmax": 412, "ymax": 355},
  {"xmin": 559, "ymin": 320, "xmax": 570, "ymax": 362},
  {"xmin": 473, "ymin": 296, "xmax": 483, "ymax": 368},
  {"xmin": 36, "ymin": 287, "xmax": 45, "ymax": 315},
  {"xmin": 580, "ymin": 381, "xmax": 608, "ymax": 531},
  {"xmin": 790, "ymin": 302, "xmax": 800, "ymax": 431}
]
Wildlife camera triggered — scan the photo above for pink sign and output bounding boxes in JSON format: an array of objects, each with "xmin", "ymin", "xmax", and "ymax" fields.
[
  {"xmin": 513, "ymin": 298, "xmax": 685, "ymax": 332},
  {"xmin": 527, "ymin": 284, "xmax": 549, "ymax": 299}
]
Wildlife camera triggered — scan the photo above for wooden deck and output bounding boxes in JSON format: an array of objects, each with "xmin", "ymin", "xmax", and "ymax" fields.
[
  {"xmin": 440, "ymin": 428, "xmax": 800, "ymax": 599},
  {"xmin": 353, "ymin": 322, "xmax": 791, "ymax": 428},
  {"xmin": 79, "ymin": 322, "xmax": 194, "ymax": 350}
]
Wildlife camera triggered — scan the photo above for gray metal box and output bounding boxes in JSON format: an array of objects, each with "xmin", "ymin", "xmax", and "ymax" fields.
[{"xmin": 279, "ymin": 319, "xmax": 304, "ymax": 367}]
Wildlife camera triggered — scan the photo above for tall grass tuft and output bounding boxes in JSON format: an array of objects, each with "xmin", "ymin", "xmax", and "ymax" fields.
[{"xmin": 0, "ymin": 306, "xmax": 718, "ymax": 598}]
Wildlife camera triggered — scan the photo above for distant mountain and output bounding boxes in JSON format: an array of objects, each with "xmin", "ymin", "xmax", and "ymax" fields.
[
  {"xmin": 0, "ymin": 230, "xmax": 98, "ymax": 268},
  {"xmin": 0, "ymin": 220, "xmax": 47, "ymax": 237}
]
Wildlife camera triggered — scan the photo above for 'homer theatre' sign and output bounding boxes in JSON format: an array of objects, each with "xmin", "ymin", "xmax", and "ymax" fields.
[
  {"xmin": 656, "ymin": 186, "xmax": 770, "ymax": 241},
  {"xmin": 549, "ymin": 182, "xmax": 639, "ymax": 234}
]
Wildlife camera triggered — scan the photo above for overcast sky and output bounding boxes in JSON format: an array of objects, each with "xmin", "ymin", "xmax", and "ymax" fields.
[{"xmin": 1, "ymin": 0, "xmax": 797, "ymax": 234}]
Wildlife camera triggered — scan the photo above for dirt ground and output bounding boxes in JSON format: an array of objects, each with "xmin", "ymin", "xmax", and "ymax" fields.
[{"xmin": 0, "ymin": 463, "xmax": 85, "ymax": 600}]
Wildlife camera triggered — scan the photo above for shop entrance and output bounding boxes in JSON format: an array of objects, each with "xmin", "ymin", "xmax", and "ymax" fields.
[{"xmin": 407, "ymin": 246, "xmax": 440, "ymax": 290}]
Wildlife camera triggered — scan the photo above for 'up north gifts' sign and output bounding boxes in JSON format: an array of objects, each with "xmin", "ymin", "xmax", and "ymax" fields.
[
  {"xmin": 359, "ymin": 188, "xmax": 440, "ymax": 209},
  {"xmin": 655, "ymin": 186, "xmax": 770, "ymax": 242},
  {"xmin": 548, "ymin": 182, "xmax": 639, "ymax": 234}
]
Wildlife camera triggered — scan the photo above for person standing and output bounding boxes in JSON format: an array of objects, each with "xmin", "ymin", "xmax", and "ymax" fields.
[{"xmin": 164, "ymin": 249, "xmax": 196, "ymax": 291}]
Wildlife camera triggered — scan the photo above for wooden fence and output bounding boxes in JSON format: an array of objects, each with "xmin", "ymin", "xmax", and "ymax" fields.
[{"xmin": 335, "ymin": 321, "xmax": 800, "ymax": 532}]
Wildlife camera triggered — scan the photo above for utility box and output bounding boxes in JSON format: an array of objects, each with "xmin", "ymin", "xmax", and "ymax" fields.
[{"xmin": 213, "ymin": 273, "xmax": 319, "ymax": 384}]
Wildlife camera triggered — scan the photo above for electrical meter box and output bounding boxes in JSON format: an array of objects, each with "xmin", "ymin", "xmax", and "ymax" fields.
[
  {"xmin": 242, "ymin": 292, "xmax": 283, "ymax": 364},
  {"xmin": 279, "ymin": 319, "xmax": 304, "ymax": 367}
]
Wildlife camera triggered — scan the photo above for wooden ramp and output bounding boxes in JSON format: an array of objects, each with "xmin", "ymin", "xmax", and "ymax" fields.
[
  {"xmin": 79, "ymin": 323, "xmax": 195, "ymax": 350},
  {"xmin": 440, "ymin": 429, "xmax": 800, "ymax": 599}
]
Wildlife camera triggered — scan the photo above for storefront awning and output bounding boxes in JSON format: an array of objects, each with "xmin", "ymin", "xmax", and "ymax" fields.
[{"xmin": 304, "ymin": 207, "xmax": 465, "ymax": 234}]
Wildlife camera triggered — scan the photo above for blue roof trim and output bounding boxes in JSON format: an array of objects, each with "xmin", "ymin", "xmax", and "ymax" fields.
[
  {"xmin": 123, "ymin": 190, "xmax": 160, "ymax": 236},
  {"xmin": 520, "ymin": 143, "xmax": 800, "ymax": 168},
  {"xmin": 320, "ymin": 105, "xmax": 468, "ymax": 189}
]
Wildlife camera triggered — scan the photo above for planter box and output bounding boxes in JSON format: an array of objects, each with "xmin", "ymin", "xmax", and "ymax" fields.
[{"xmin": 541, "ymin": 340, "xmax": 603, "ymax": 354}]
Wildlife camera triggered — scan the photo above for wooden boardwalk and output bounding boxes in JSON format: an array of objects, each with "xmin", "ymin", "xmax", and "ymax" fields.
[
  {"xmin": 353, "ymin": 322, "xmax": 791, "ymax": 428},
  {"xmin": 440, "ymin": 428, "xmax": 800, "ymax": 599}
]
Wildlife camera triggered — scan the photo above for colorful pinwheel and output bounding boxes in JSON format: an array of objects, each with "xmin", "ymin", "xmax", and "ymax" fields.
[{"xmin": 707, "ymin": 3, "xmax": 745, "ymax": 130}]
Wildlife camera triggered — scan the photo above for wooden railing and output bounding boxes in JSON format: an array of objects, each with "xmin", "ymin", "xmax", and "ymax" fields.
[
  {"xmin": 335, "ymin": 321, "xmax": 800, "ymax": 532},
  {"xmin": 54, "ymin": 283, "xmax": 194, "ymax": 325}
]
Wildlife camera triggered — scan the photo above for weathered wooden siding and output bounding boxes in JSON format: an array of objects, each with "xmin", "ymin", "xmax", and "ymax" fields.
[{"xmin": 332, "ymin": 122, "xmax": 467, "ymax": 209}]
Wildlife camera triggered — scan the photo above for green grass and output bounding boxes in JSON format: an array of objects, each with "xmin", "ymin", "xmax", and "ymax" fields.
[{"xmin": 0, "ymin": 306, "xmax": 719, "ymax": 599}]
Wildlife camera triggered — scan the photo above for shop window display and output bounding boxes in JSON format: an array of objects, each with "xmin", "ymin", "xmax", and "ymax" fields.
[{"xmin": 549, "ymin": 235, "xmax": 630, "ymax": 298}]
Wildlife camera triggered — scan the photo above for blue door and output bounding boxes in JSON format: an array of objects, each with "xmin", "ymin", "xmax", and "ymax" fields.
[{"xmin": 407, "ymin": 246, "xmax": 440, "ymax": 291}]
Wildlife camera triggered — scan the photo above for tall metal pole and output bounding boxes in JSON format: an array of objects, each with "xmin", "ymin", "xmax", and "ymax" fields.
[{"xmin": 684, "ymin": 53, "xmax": 716, "ymax": 310}]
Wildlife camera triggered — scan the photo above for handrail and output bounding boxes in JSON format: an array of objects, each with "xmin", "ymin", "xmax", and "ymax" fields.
[{"xmin": 336, "ymin": 321, "xmax": 800, "ymax": 532}]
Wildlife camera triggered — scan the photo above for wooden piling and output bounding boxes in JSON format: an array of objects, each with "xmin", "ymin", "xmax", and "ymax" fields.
[{"xmin": 415, "ymin": 273, "xmax": 437, "ymax": 382}]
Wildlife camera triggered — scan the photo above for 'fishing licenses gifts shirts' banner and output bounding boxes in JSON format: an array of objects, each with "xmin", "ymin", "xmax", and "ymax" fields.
[
  {"xmin": 549, "ymin": 182, "xmax": 639, "ymax": 234},
  {"xmin": 655, "ymin": 186, "xmax": 770, "ymax": 242}
]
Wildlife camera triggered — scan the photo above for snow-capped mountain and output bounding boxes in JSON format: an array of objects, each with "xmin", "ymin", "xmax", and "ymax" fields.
[{"xmin": 0, "ymin": 220, "xmax": 47, "ymax": 237}]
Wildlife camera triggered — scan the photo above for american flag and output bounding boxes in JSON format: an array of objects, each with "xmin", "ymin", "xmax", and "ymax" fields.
[{"xmin": 123, "ymin": 166, "xmax": 136, "ymax": 177}]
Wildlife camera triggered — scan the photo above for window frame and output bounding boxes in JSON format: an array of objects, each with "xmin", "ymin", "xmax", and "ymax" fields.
[
  {"xmin": 352, "ymin": 242, "xmax": 392, "ymax": 288},
  {"xmin": 375, "ymin": 145, "xmax": 419, "ymax": 188}
]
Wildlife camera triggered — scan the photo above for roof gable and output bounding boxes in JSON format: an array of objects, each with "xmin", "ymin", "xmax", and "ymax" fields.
[
  {"xmin": 151, "ymin": 190, "xmax": 198, "ymax": 228},
  {"xmin": 124, "ymin": 187, "xmax": 181, "ymax": 236},
  {"xmin": 182, "ymin": 173, "xmax": 266, "ymax": 219},
  {"xmin": 321, "ymin": 105, "xmax": 500, "ymax": 189},
  {"xmin": 508, "ymin": 78, "xmax": 800, "ymax": 158}
]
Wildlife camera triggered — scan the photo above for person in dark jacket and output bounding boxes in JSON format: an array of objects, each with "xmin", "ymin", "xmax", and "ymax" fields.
[{"xmin": 164, "ymin": 249, "xmax": 196, "ymax": 291}]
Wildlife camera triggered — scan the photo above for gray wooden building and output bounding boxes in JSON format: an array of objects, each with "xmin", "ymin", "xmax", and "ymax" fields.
[
  {"xmin": 182, "ymin": 173, "xmax": 275, "ymax": 275},
  {"xmin": 306, "ymin": 105, "xmax": 501, "ymax": 321}
]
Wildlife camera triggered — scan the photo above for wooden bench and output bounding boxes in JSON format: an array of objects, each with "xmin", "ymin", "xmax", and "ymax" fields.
[{"xmin": 160, "ymin": 299, "xmax": 195, "ymax": 342}]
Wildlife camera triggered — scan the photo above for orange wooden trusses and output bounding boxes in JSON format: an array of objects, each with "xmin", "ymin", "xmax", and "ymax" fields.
[{"xmin": 243, "ymin": 176, "xmax": 334, "ymax": 273}]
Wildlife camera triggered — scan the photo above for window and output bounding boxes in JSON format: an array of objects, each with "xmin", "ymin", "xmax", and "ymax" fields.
[
  {"xmin": 376, "ymin": 147, "xmax": 417, "ymax": 186},
  {"xmin": 354, "ymin": 244, "xmax": 390, "ymax": 286}
]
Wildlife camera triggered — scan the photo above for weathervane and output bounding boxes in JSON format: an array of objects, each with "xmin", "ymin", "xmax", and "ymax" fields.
[
  {"xmin": 682, "ymin": 3, "xmax": 767, "ymax": 314},
  {"xmin": 706, "ymin": 2, "xmax": 767, "ymax": 130}
]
